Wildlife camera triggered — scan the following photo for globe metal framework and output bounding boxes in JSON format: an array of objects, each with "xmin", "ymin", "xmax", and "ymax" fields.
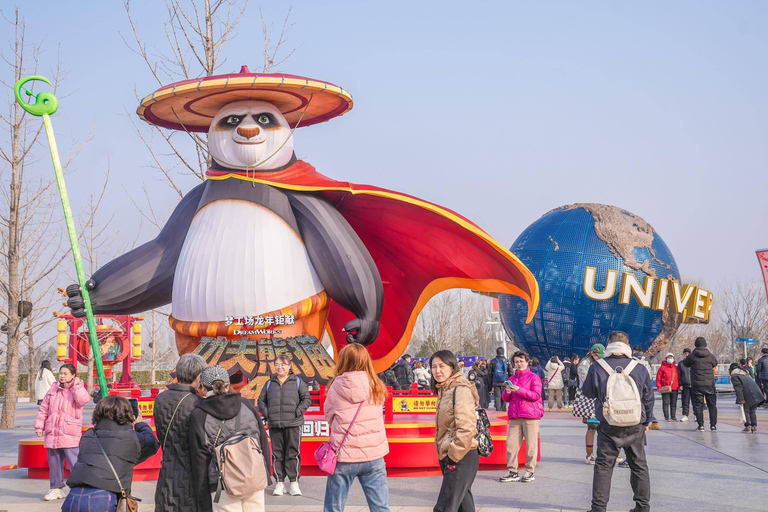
[{"xmin": 499, "ymin": 207, "xmax": 680, "ymax": 361}]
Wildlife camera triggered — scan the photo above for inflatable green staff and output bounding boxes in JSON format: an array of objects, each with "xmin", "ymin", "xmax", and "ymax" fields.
[{"xmin": 14, "ymin": 76, "xmax": 109, "ymax": 398}]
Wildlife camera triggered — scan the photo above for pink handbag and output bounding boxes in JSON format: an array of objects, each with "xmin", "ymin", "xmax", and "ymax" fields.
[{"xmin": 314, "ymin": 403, "xmax": 363, "ymax": 475}]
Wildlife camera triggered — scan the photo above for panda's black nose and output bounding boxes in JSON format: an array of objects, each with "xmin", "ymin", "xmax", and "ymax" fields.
[{"xmin": 237, "ymin": 126, "xmax": 260, "ymax": 138}]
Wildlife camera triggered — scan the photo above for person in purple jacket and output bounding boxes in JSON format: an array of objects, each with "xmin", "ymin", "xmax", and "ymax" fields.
[{"xmin": 499, "ymin": 351, "xmax": 544, "ymax": 484}]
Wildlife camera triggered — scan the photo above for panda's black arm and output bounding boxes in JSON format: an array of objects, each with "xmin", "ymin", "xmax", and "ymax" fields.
[
  {"xmin": 68, "ymin": 182, "xmax": 207, "ymax": 316},
  {"xmin": 286, "ymin": 192, "xmax": 384, "ymax": 346}
]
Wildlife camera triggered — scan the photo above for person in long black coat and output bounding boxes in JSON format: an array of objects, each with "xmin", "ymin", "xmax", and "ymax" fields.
[
  {"xmin": 153, "ymin": 353, "xmax": 206, "ymax": 511},
  {"xmin": 468, "ymin": 361, "xmax": 490, "ymax": 409},
  {"xmin": 729, "ymin": 363, "xmax": 766, "ymax": 433},
  {"xmin": 63, "ymin": 396, "xmax": 159, "ymax": 512}
]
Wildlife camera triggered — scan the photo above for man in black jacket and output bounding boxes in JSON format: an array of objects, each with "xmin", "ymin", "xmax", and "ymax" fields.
[
  {"xmin": 582, "ymin": 331, "xmax": 653, "ymax": 512},
  {"xmin": 757, "ymin": 347, "xmax": 768, "ymax": 406},
  {"xmin": 682, "ymin": 337, "xmax": 719, "ymax": 431},
  {"xmin": 489, "ymin": 347, "xmax": 512, "ymax": 412},
  {"xmin": 258, "ymin": 355, "xmax": 311, "ymax": 496},
  {"xmin": 677, "ymin": 348, "xmax": 692, "ymax": 421},
  {"xmin": 394, "ymin": 353, "xmax": 415, "ymax": 390},
  {"xmin": 153, "ymin": 353, "xmax": 206, "ymax": 512}
]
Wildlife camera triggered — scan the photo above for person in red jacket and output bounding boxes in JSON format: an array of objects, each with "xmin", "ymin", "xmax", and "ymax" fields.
[{"xmin": 656, "ymin": 353, "xmax": 680, "ymax": 421}]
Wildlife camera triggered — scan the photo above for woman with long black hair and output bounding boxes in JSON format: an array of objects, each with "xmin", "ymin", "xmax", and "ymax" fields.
[{"xmin": 431, "ymin": 350, "xmax": 479, "ymax": 512}]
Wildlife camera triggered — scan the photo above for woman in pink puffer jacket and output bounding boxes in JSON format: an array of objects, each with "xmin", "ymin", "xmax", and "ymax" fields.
[
  {"xmin": 499, "ymin": 351, "xmax": 543, "ymax": 484},
  {"xmin": 34, "ymin": 363, "xmax": 90, "ymax": 501},
  {"xmin": 323, "ymin": 344, "xmax": 390, "ymax": 512}
]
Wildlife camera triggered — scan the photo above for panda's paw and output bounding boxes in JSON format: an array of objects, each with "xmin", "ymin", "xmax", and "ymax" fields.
[{"xmin": 343, "ymin": 318, "xmax": 380, "ymax": 346}]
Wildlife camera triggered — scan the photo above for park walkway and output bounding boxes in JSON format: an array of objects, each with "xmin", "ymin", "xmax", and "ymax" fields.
[{"xmin": 1, "ymin": 397, "xmax": 767, "ymax": 511}]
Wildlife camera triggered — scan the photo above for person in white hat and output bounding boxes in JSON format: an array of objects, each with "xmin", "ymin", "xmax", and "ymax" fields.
[{"xmin": 656, "ymin": 352, "xmax": 680, "ymax": 421}]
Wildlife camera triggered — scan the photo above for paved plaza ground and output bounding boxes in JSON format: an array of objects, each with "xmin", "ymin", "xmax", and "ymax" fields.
[{"xmin": 1, "ymin": 395, "xmax": 766, "ymax": 512}]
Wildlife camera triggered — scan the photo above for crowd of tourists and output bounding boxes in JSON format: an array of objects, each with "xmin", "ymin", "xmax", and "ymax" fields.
[{"xmin": 29, "ymin": 337, "xmax": 768, "ymax": 512}]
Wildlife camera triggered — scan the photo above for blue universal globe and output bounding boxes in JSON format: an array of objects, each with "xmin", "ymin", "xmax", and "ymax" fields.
[{"xmin": 499, "ymin": 204, "xmax": 681, "ymax": 361}]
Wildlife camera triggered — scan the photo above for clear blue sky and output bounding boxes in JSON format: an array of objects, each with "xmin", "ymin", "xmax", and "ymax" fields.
[{"xmin": 6, "ymin": 1, "xmax": 768, "ymax": 293}]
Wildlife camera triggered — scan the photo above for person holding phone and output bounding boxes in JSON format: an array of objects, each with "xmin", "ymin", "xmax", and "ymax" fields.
[
  {"xmin": 499, "ymin": 351, "xmax": 543, "ymax": 484},
  {"xmin": 34, "ymin": 363, "xmax": 90, "ymax": 501}
]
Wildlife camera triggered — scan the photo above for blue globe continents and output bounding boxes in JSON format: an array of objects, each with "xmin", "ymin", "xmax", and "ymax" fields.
[{"xmin": 498, "ymin": 203, "xmax": 681, "ymax": 362}]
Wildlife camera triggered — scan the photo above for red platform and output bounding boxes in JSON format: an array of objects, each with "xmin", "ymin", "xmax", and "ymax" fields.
[{"xmin": 19, "ymin": 386, "xmax": 540, "ymax": 479}]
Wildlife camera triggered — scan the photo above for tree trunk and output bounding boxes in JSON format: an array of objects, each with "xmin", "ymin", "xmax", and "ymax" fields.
[
  {"xmin": 27, "ymin": 316, "xmax": 35, "ymax": 402},
  {"xmin": 150, "ymin": 310, "xmax": 157, "ymax": 384}
]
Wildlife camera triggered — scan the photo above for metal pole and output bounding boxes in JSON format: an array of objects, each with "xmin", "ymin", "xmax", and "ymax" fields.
[
  {"xmin": 730, "ymin": 320, "xmax": 735, "ymax": 363},
  {"xmin": 14, "ymin": 77, "xmax": 109, "ymax": 397}
]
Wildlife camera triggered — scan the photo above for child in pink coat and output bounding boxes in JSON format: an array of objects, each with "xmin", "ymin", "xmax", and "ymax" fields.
[{"xmin": 34, "ymin": 363, "xmax": 90, "ymax": 501}]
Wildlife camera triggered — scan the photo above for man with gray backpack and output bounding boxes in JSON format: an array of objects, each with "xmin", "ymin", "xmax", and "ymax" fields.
[{"xmin": 582, "ymin": 332, "xmax": 654, "ymax": 512}]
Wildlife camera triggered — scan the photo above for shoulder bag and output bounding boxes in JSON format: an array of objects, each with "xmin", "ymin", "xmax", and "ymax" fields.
[
  {"xmin": 93, "ymin": 430, "xmax": 141, "ymax": 512},
  {"xmin": 452, "ymin": 386, "xmax": 494, "ymax": 457},
  {"xmin": 314, "ymin": 402, "xmax": 363, "ymax": 475}
]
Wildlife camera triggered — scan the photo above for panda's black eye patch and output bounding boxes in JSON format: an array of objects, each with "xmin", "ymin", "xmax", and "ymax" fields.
[
  {"xmin": 253, "ymin": 113, "xmax": 278, "ymax": 127},
  {"xmin": 218, "ymin": 115, "xmax": 244, "ymax": 128}
]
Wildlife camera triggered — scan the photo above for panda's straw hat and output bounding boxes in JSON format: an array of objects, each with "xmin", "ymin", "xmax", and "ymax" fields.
[{"xmin": 137, "ymin": 66, "xmax": 353, "ymax": 133}]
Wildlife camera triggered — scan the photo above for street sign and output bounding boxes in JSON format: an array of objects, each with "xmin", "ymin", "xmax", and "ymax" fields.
[{"xmin": 736, "ymin": 337, "xmax": 755, "ymax": 345}]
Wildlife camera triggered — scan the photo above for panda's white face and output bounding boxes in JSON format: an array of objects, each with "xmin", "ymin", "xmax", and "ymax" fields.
[{"xmin": 208, "ymin": 100, "xmax": 294, "ymax": 170}]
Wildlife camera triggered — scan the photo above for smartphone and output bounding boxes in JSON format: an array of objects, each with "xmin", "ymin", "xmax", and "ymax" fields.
[{"xmin": 128, "ymin": 398, "xmax": 140, "ymax": 418}]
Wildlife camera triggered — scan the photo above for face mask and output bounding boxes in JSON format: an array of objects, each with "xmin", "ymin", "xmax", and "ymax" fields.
[{"xmin": 666, "ymin": 358, "xmax": 674, "ymax": 364}]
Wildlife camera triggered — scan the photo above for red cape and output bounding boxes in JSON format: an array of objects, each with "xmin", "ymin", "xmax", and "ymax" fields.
[{"xmin": 207, "ymin": 161, "xmax": 539, "ymax": 372}]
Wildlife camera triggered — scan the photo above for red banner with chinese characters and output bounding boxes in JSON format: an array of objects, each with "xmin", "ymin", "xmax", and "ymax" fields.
[{"xmin": 757, "ymin": 249, "xmax": 768, "ymax": 303}]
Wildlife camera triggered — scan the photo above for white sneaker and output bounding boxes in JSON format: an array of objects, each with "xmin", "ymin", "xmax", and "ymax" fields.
[
  {"xmin": 289, "ymin": 481, "xmax": 302, "ymax": 496},
  {"xmin": 272, "ymin": 482, "xmax": 285, "ymax": 496},
  {"xmin": 44, "ymin": 488, "xmax": 62, "ymax": 501},
  {"xmin": 680, "ymin": 416, "xmax": 689, "ymax": 422}
]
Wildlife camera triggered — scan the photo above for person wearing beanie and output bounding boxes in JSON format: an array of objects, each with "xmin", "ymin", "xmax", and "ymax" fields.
[
  {"xmin": 490, "ymin": 347, "xmax": 513, "ymax": 412},
  {"xmin": 757, "ymin": 347, "xmax": 768, "ymax": 407},
  {"xmin": 583, "ymin": 331, "xmax": 654, "ymax": 512},
  {"xmin": 188, "ymin": 365, "xmax": 272, "ymax": 512},
  {"xmin": 677, "ymin": 348, "xmax": 693, "ymax": 421},
  {"xmin": 682, "ymin": 337, "xmax": 719, "ymax": 431}
]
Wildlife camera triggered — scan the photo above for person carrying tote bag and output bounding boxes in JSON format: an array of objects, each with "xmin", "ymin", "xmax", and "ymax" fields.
[
  {"xmin": 656, "ymin": 353, "xmax": 680, "ymax": 421},
  {"xmin": 63, "ymin": 396, "xmax": 160, "ymax": 512},
  {"xmin": 572, "ymin": 344, "xmax": 604, "ymax": 464},
  {"xmin": 322, "ymin": 344, "xmax": 390, "ymax": 512}
]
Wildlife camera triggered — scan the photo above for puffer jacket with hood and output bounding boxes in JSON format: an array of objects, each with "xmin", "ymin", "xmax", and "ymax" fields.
[
  {"xmin": 502, "ymin": 367, "xmax": 544, "ymax": 420},
  {"xmin": 34, "ymin": 377, "xmax": 90, "ymax": 449},
  {"xmin": 324, "ymin": 371, "xmax": 389, "ymax": 463},
  {"xmin": 35, "ymin": 368, "xmax": 56, "ymax": 401},
  {"xmin": 188, "ymin": 393, "xmax": 272, "ymax": 512},
  {"xmin": 435, "ymin": 372, "xmax": 479, "ymax": 463},
  {"xmin": 682, "ymin": 347, "xmax": 718, "ymax": 388},
  {"xmin": 656, "ymin": 360, "xmax": 680, "ymax": 391},
  {"xmin": 731, "ymin": 368, "xmax": 766, "ymax": 409}
]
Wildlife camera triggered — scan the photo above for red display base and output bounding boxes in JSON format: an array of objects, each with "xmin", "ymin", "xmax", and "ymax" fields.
[{"xmin": 18, "ymin": 410, "xmax": 540, "ymax": 480}]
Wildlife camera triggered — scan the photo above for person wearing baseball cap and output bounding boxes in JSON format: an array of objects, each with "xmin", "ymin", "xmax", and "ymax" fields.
[{"xmin": 188, "ymin": 366, "xmax": 272, "ymax": 511}]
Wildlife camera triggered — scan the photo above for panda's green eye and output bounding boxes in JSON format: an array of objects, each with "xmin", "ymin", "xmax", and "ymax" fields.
[
  {"xmin": 226, "ymin": 115, "xmax": 242, "ymax": 125},
  {"xmin": 258, "ymin": 115, "xmax": 270, "ymax": 124}
]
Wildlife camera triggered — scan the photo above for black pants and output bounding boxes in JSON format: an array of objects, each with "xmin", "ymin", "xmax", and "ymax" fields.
[
  {"xmin": 493, "ymin": 383, "xmax": 507, "ymax": 412},
  {"xmin": 591, "ymin": 424, "xmax": 650, "ymax": 512},
  {"xmin": 743, "ymin": 404, "xmax": 758, "ymax": 427},
  {"xmin": 691, "ymin": 386, "xmax": 717, "ymax": 428},
  {"xmin": 270, "ymin": 426, "xmax": 302, "ymax": 482},
  {"xmin": 434, "ymin": 449, "xmax": 478, "ymax": 512},
  {"xmin": 566, "ymin": 385, "xmax": 576, "ymax": 404},
  {"xmin": 680, "ymin": 386, "xmax": 691, "ymax": 416},
  {"xmin": 661, "ymin": 390, "xmax": 678, "ymax": 420},
  {"xmin": 760, "ymin": 379, "xmax": 768, "ymax": 403}
]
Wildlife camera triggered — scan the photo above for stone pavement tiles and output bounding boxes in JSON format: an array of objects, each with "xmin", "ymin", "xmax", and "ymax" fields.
[{"xmin": 0, "ymin": 398, "xmax": 767, "ymax": 511}]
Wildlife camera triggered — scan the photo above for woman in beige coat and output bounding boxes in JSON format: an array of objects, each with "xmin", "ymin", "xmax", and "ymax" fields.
[{"xmin": 431, "ymin": 350, "xmax": 479, "ymax": 512}]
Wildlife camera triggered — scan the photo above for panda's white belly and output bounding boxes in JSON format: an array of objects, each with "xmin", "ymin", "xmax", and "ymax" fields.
[{"xmin": 171, "ymin": 199, "xmax": 324, "ymax": 321}]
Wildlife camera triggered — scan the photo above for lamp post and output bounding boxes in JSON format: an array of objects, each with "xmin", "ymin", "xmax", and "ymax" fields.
[{"xmin": 728, "ymin": 319, "xmax": 735, "ymax": 364}]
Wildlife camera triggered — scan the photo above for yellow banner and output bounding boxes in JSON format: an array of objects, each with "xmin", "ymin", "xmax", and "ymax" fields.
[
  {"xmin": 393, "ymin": 396, "xmax": 437, "ymax": 413},
  {"xmin": 138, "ymin": 400, "xmax": 155, "ymax": 417}
]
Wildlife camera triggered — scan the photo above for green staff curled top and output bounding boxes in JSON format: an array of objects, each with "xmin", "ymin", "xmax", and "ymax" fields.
[{"xmin": 14, "ymin": 75, "xmax": 109, "ymax": 398}]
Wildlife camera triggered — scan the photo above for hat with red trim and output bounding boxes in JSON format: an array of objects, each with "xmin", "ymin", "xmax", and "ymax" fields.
[{"xmin": 136, "ymin": 66, "xmax": 353, "ymax": 132}]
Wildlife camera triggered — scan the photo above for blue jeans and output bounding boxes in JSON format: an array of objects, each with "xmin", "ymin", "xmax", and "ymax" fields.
[
  {"xmin": 323, "ymin": 457, "xmax": 390, "ymax": 512},
  {"xmin": 61, "ymin": 487, "xmax": 118, "ymax": 512}
]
